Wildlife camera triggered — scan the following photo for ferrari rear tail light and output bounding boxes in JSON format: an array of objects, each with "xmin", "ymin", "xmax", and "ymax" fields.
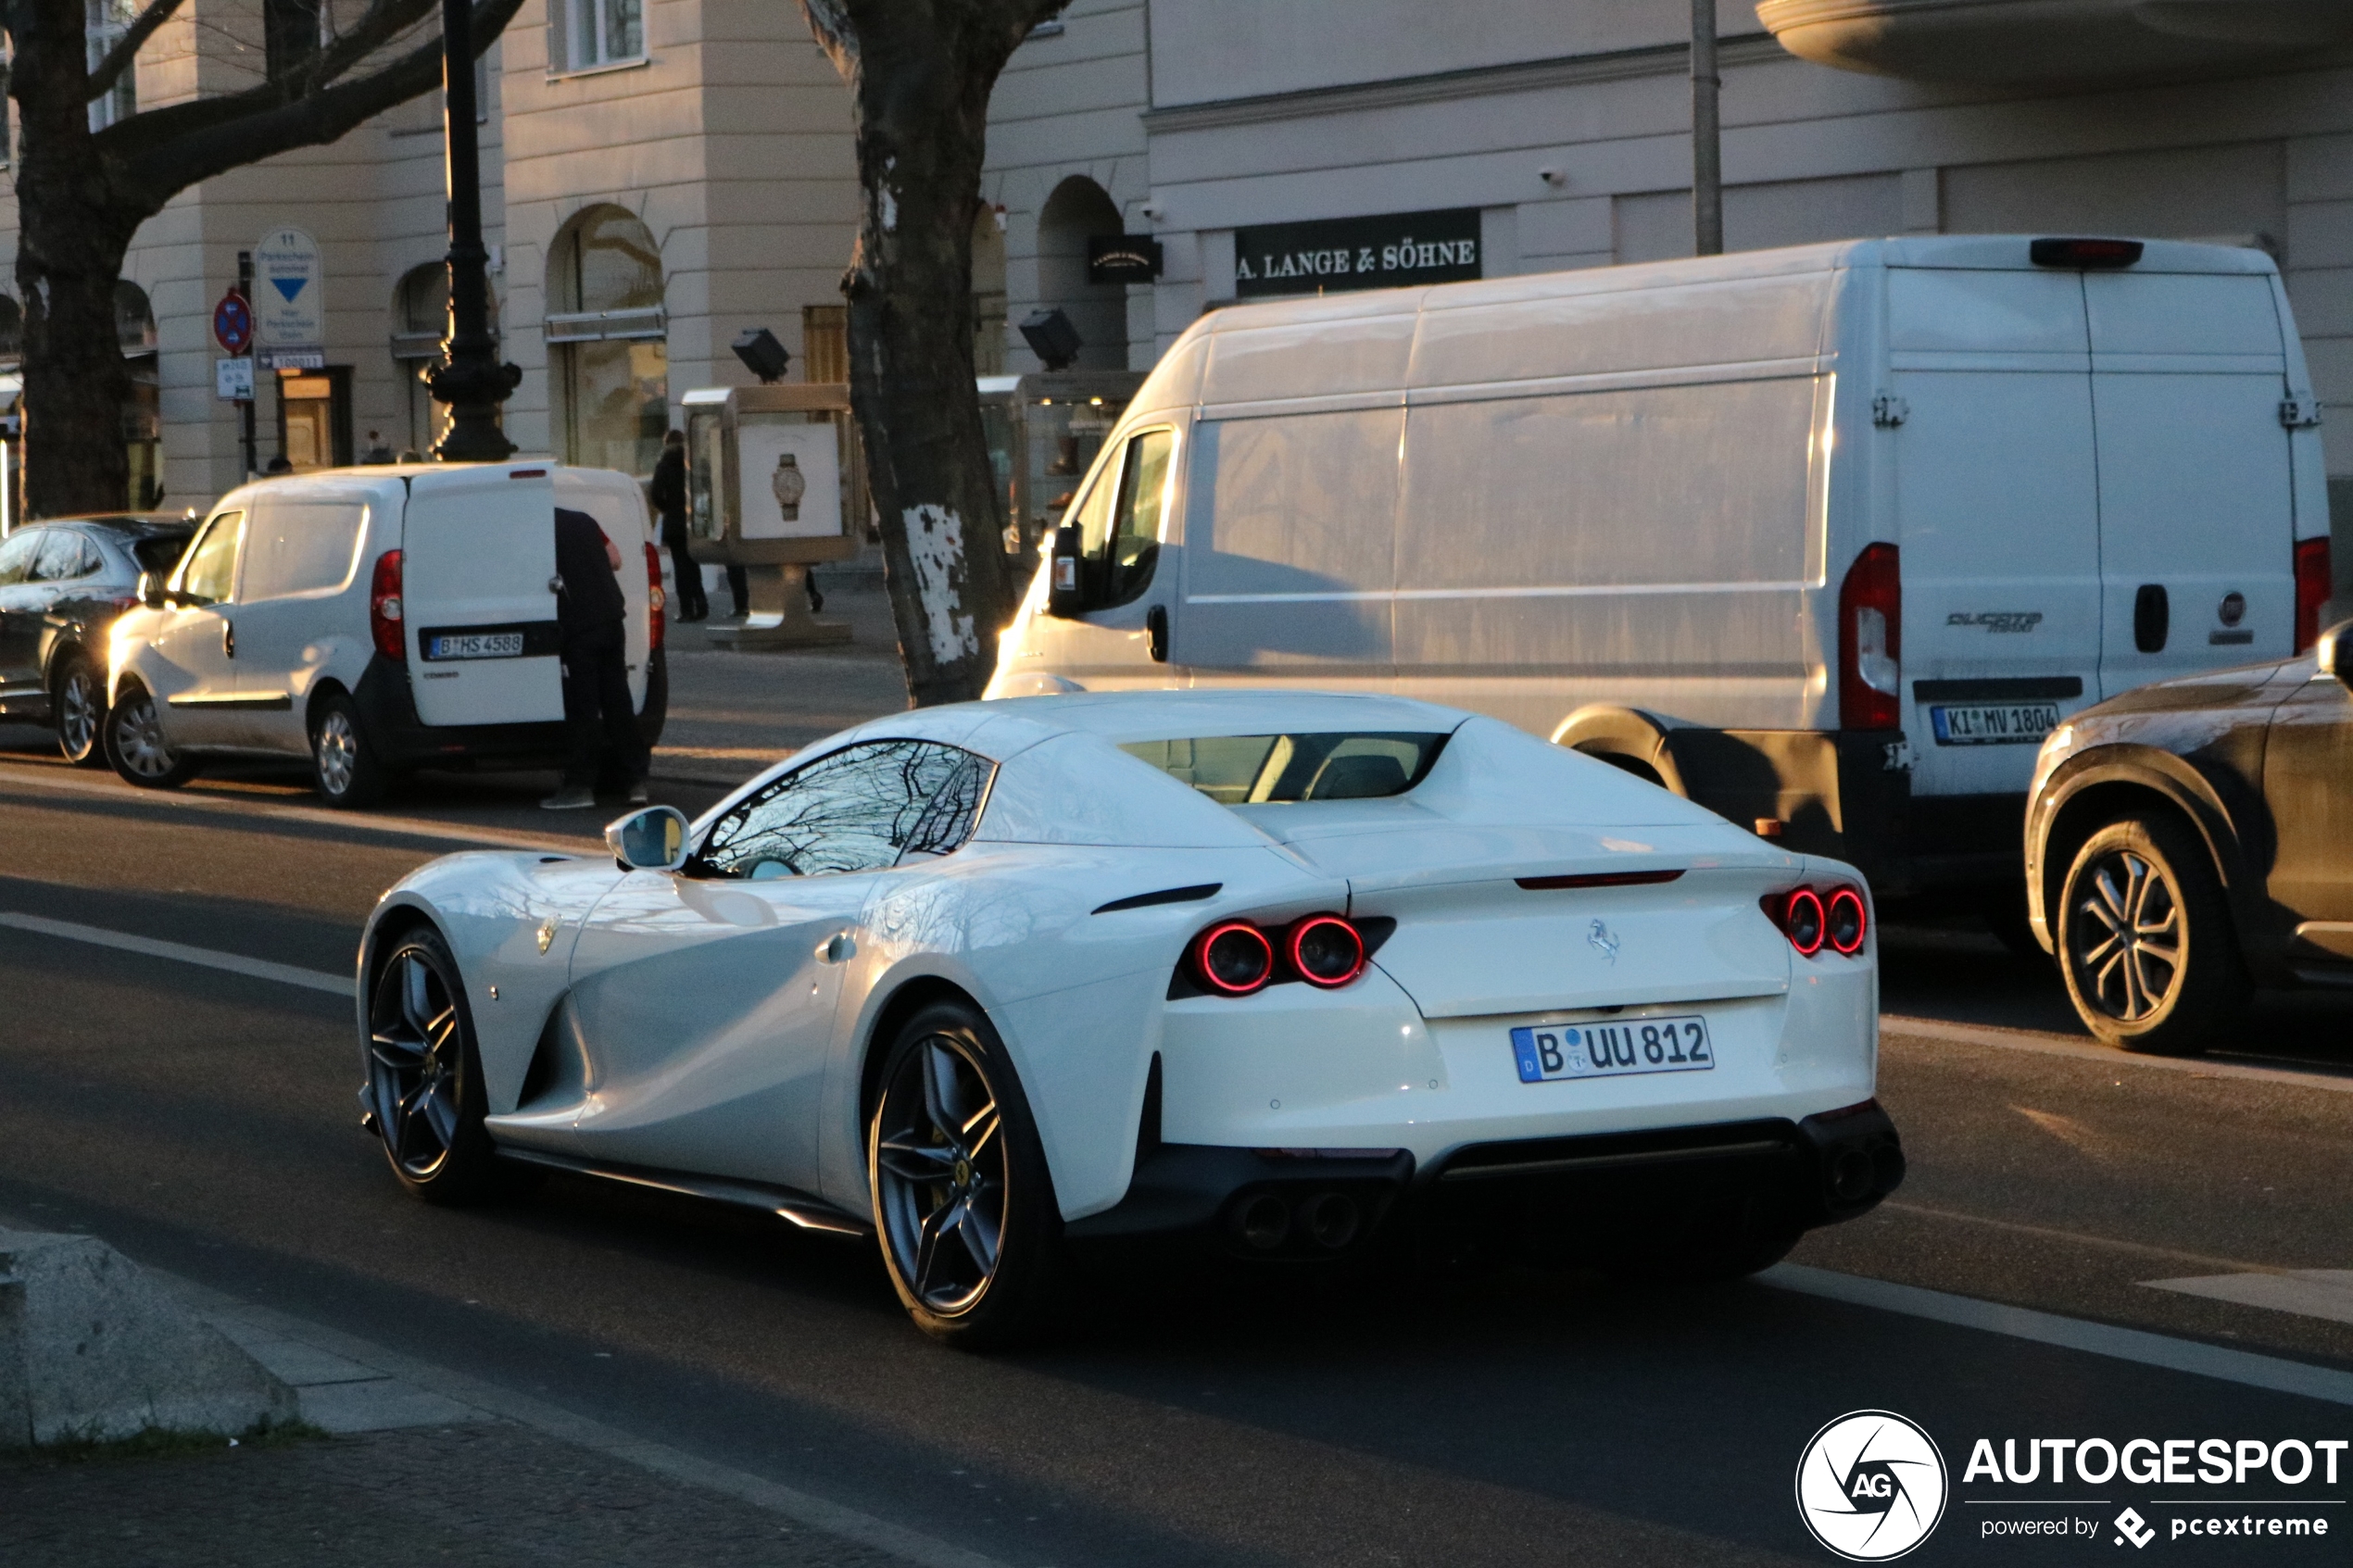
[
  {"xmin": 1826, "ymin": 887, "xmax": 1868, "ymax": 956},
  {"xmin": 1783, "ymin": 888, "xmax": 1826, "ymax": 956},
  {"xmin": 1764, "ymin": 884, "xmax": 1869, "ymax": 959},
  {"xmin": 1838, "ymin": 543, "xmax": 1901, "ymax": 732},
  {"xmin": 1190, "ymin": 922, "xmax": 1275, "ymax": 995},
  {"xmin": 1287, "ymin": 914, "xmax": 1365, "ymax": 988},
  {"xmin": 370, "ymin": 549, "xmax": 405, "ymax": 661},
  {"xmin": 2295, "ymin": 536, "xmax": 2331, "ymax": 654},
  {"xmin": 645, "ymin": 541, "xmax": 667, "ymax": 652}
]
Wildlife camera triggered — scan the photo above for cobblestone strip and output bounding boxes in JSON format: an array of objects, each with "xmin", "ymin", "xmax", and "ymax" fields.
[{"xmin": 153, "ymin": 1270, "xmax": 1013, "ymax": 1568}]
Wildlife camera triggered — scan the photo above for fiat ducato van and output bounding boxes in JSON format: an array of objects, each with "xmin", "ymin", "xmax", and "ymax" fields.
[{"xmin": 988, "ymin": 235, "xmax": 2334, "ymax": 909}]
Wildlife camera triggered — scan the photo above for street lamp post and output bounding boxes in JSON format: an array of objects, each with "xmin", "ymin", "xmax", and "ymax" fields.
[
  {"xmin": 425, "ymin": 0, "xmax": 520, "ymax": 460},
  {"xmin": 1692, "ymin": 0, "xmax": 1724, "ymax": 257}
]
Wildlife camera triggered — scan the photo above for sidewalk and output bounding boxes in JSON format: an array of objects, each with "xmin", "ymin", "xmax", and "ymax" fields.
[{"xmin": 0, "ymin": 1224, "xmax": 996, "ymax": 1568}]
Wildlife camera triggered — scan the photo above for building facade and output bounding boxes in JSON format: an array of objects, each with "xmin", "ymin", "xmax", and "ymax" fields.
[
  {"xmin": 0, "ymin": 0, "xmax": 859, "ymax": 509},
  {"xmin": 986, "ymin": 0, "xmax": 2353, "ymax": 595}
]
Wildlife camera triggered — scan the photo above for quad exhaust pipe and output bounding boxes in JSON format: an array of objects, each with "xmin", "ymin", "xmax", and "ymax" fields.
[{"xmin": 1231, "ymin": 1189, "xmax": 1365, "ymax": 1255}]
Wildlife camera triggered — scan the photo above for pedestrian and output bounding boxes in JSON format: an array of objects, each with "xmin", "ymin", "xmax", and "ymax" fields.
[
  {"xmin": 361, "ymin": 430, "xmax": 395, "ymax": 464},
  {"xmin": 648, "ymin": 429, "xmax": 707, "ymax": 621},
  {"xmin": 542, "ymin": 507, "xmax": 651, "ymax": 811}
]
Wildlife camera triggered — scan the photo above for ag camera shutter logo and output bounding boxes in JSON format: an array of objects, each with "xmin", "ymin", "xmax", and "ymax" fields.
[{"xmin": 1795, "ymin": 1410, "xmax": 1949, "ymax": 1561}]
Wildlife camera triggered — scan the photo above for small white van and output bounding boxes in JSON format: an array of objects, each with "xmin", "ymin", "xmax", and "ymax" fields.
[
  {"xmin": 106, "ymin": 461, "xmax": 665, "ymax": 807},
  {"xmin": 988, "ymin": 235, "xmax": 2334, "ymax": 908}
]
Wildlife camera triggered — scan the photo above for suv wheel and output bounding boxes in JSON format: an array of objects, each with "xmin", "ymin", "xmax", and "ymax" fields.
[
  {"xmin": 2056, "ymin": 814, "xmax": 2246, "ymax": 1055},
  {"xmin": 310, "ymin": 691, "xmax": 388, "ymax": 809},
  {"xmin": 105, "ymin": 681, "xmax": 202, "ymax": 789},
  {"xmin": 52, "ymin": 652, "xmax": 107, "ymax": 767}
]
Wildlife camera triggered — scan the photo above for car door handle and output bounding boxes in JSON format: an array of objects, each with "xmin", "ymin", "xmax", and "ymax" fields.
[
  {"xmin": 817, "ymin": 933, "xmax": 856, "ymax": 963},
  {"xmin": 1147, "ymin": 605, "xmax": 1168, "ymax": 663},
  {"xmin": 222, "ymin": 619, "xmax": 234, "ymax": 658}
]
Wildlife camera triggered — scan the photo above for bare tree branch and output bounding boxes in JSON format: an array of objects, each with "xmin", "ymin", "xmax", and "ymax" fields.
[
  {"xmin": 84, "ymin": 0, "xmax": 183, "ymax": 102},
  {"xmin": 99, "ymin": 0, "xmax": 517, "ymax": 200}
]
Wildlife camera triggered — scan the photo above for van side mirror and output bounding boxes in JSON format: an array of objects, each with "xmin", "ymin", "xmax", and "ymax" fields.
[
  {"xmin": 1046, "ymin": 524, "xmax": 1086, "ymax": 618},
  {"xmin": 136, "ymin": 570, "xmax": 166, "ymax": 609},
  {"xmin": 2319, "ymin": 618, "xmax": 2353, "ymax": 684},
  {"xmin": 606, "ymin": 805, "xmax": 691, "ymax": 872}
]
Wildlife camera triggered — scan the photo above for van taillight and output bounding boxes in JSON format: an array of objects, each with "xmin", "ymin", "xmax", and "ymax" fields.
[
  {"xmin": 645, "ymin": 541, "xmax": 666, "ymax": 652},
  {"xmin": 2029, "ymin": 237, "xmax": 2143, "ymax": 270},
  {"xmin": 1838, "ymin": 543, "xmax": 1901, "ymax": 731},
  {"xmin": 2295, "ymin": 537, "xmax": 2331, "ymax": 653},
  {"xmin": 370, "ymin": 550, "xmax": 404, "ymax": 662}
]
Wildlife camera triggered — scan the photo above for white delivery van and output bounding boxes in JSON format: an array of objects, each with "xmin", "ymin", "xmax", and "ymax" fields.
[
  {"xmin": 988, "ymin": 235, "xmax": 2334, "ymax": 909},
  {"xmin": 106, "ymin": 460, "xmax": 666, "ymax": 807}
]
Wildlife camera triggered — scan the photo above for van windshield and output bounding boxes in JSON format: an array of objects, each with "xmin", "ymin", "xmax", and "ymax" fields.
[{"xmin": 1120, "ymin": 733, "xmax": 1447, "ymax": 805}]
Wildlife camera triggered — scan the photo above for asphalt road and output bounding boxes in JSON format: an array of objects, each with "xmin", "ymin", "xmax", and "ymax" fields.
[{"xmin": 3, "ymin": 759, "xmax": 2350, "ymax": 1566}]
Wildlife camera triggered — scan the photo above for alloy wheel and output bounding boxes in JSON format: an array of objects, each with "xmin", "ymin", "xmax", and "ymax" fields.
[
  {"xmin": 368, "ymin": 947, "xmax": 465, "ymax": 1180},
  {"xmin": 315, "ymin": 709, "xmax": 359, "ymax": 797},
  {"xmin": 2068, "ymin": 848, "xmax": 2182, "ymax": 1022},
  {"xmin": 57, "ymin": 665, "xmax": 100, "ymax": 759},
  {"xmin": 109, "ymin": 691, "xmax": 178, "ymax": 779},
  {"xmin": 873, "ymin": 1034, "xmax": 1009, "ymax": 1315}
]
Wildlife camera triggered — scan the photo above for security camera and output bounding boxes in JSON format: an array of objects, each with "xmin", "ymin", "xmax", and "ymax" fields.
[
  {"xmin": 1539, "ymin": 167, "xmax": 1567, "ymax": 188},
  {"xmin": 1139, "ymin": 199, "xmax": 1165, "ymax": 221}
]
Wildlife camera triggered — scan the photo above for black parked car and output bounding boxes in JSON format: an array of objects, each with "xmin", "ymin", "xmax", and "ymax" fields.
[
  {"xmin": 0, "ymin": 514, "xmax": 196, "ymax": 764},
  {"xmin": 2025, "ymin": 615, "xmax": 2353, "ymax": 1054}
]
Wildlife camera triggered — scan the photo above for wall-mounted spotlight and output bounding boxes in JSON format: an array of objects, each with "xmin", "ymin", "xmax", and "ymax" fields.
[
  {"xmin": 732, "ymin": 327, "xmax": 792, "ymax": 384},
  {"xmin": 1019, "ymin": 307, "xmax": 1083, "ymax": 371}
]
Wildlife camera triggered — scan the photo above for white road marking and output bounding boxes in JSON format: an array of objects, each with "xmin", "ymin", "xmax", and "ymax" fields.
[
  {"xmin": 2143, "ymin": 1271, "xmax": 2353, "ymax": 1328},
  {"xmin": 0, "ymin": 763, "xmax": 583, "ymax": 852},
  {"xmin": 1766, "ymin": 1264, "xmax": 2353, "ymax": 1409},
  {"xmin": 1881, "ymin": 1014, "xmax": 2353, "ymax": 1095},
  {"xmin": 0, "ymin": 912, "xmax": 354, "ymax": 997}
]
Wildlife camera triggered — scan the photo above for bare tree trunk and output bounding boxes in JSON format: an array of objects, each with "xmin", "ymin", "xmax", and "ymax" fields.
[
  {"xmin": 2, "ymin": 0, "xmax": 525, "ymax": 520},
  {"xmin": 809, "ymin": 1, "xmax": 1066, "ymax": 708},
  {"xmin": 10, "ymin": 0, "xmax": 138, "ymax": 518}
]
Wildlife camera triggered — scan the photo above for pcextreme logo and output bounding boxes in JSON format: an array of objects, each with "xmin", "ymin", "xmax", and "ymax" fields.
[{"xmin": 1796, "ymin": 1410, "xmax": 1951, "ymax": 1562}]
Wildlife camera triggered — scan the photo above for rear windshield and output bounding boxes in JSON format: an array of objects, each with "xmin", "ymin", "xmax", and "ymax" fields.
[
  {"xmin": 1120, "ymin": 732, "xmax": 1447, "ymax": 804},
  {"xmin": 130, "ymin": 532, "xmax": 194, "ymax": 574}
]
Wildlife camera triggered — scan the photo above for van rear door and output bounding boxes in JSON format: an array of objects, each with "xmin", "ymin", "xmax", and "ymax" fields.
[
  {"xmin": 1888, "ymin": 267, "xmax": 2104, "ymax": 802},
  {"xmin": 2086, "ymin": 270, "xmax": 2296, "ymax": 695},
  {"xmin": 401, "ymin": 465, "xmax": 564, "ymax": 727}
]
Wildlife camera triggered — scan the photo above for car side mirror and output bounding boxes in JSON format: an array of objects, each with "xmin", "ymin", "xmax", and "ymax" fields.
[
  {"xmin": 606, "ymin": 805, "xmax": 691, "ymax": 872},
  {"xmin": 136, "ymin": 570, "xmax": 166, "ymax": 609},
  {"xmin": 1047, "ymin": 524, "xmax": 1085, "ymax": 618},
  {"xmin": 2319, "ymin": 618, "xmax": 2353, "ymax": 684}
]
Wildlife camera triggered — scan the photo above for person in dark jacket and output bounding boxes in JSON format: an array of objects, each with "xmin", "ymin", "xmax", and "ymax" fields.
[
  {"xmin": 648, "ymin": 429, "xmax": 707, "ymax": 621},
  {"xmin": 543, "ymin": 508, "xmax": 650, "ymax": 810}
]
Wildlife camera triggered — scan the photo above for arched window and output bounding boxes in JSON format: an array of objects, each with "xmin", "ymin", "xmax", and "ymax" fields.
[
  {"xmin": 973, "ymin": 201, "xmax": 1007, "ymax": 375},
  {"xmin": 116, "ymin": 282, "xmax": 161, "ymax": 508},
  {"xmin": 389, "ymin": 262, "xmax": 500, "ymax": 458},
  {"xmin": 1034, "ymin": 176, "xmax": 1126, "ymax": 370},
  {"xmin": 547, "ymin": 205, "xmax": 667, "ymax": 476}
]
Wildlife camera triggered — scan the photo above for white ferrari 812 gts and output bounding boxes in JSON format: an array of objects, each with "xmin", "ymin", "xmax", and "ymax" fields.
[{"xmin": 356, "ymin": 691, "xmax": 1902, "ymax": 1345}]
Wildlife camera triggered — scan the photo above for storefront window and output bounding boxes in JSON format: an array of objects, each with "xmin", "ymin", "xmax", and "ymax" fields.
[
  {"xmin": 548, "ymin": 207, "xmax": 667, "ymax": 477},
  {"xmin": 117, "ymin": 282, "xmax": 160, "ymax": 508}
]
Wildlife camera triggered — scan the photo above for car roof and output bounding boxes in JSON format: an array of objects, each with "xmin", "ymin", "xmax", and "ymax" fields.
[
  {"xmin": 32, "ymin": 512, "xmax": 196, "ymax": 537},
  {"xmin": 971, "ymin": 688, "xmax": 1473, "ymax": 746}
]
